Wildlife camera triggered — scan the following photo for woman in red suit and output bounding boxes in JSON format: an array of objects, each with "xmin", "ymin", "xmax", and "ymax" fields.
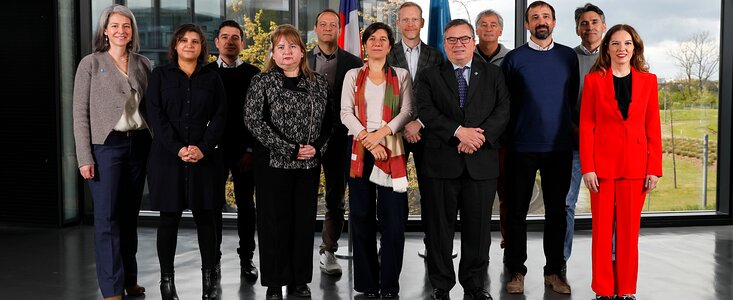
[{"xmin": 579, "ymin": 24, "xmax": 662, "ymax": 300}]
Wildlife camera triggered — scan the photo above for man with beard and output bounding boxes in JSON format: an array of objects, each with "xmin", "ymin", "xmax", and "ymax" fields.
[
  {"xmin": 206, "ymin": 20, "xmax": 261, "ymax": 283},
  {"xmin": 306, "ymin": 8, "xmax": 363, "ymax": 276},
  {"xmin": 501, "ymin": 1, "xmax": 578, "ymax": 295},
  {"xmin": 565, "ymin": 2, "xmax": 607, "ymax": 264},
  {"xmin": 385, "ymin": 1, "xmax": 444, "ymax": 259}
]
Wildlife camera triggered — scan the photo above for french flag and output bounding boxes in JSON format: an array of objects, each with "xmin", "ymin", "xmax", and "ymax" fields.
[{"xmin": 339, "ymin": 0, "xmax": 362, "ymax": 58}]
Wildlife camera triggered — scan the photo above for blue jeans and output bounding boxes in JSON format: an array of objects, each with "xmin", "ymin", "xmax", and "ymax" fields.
[{"xmin": 565, "ymin": 150, "xmax": 582, "ymax": 260}]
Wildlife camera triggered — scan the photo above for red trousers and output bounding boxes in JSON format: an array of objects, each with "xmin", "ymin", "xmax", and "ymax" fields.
[{"xmin": 590, "ymin": 178, "xmax": 646, "ymax": 296}]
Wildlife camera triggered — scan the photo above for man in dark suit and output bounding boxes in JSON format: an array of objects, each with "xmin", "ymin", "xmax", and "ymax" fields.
[
  {"xmin": 206, "ymin": 20, "xmax": 260, "ymax": 283},
  {"xmin": 306, "ymin": 8, "xmax": 363, "ymax": 276},
  {"xmin": 386, "ymin": 1, "xmax": 444, "ymax": 259},
  {"xmin": 416, "ymin": 19, "xmax": 510, "ymax": 300}
]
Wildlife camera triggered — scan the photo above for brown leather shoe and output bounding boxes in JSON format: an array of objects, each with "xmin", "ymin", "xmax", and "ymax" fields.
[
  {"xmin": 544, "ymin": 274, "xmax": 571, "ymax": 294},
  {"xmin": 125, "ymin": 284, "xmax": 146, "ymax": 296},
  {"xmin": 505, "ymin": 273, "xmax": 524, "ymax": 294}
]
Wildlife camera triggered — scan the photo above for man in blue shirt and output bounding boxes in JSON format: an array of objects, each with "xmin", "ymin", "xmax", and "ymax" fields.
[{"xmin": 501, "ymin": 1, "xmax": 578, "ymax": 295}]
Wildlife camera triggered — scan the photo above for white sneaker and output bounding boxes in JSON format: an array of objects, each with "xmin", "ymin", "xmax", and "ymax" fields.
[{"xmin": 319, "ymin": 251, "xmax": 342, "ymax": 275}]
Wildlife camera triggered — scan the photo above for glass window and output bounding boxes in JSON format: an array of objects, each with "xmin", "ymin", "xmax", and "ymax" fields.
[
  {"xmin": 85, "ymin": 0, "xmax": 725, "ymax": 218},
  {"xmin": 127, "ymin": 0, "xmax": 156, "ymax": 57},
  {"xmin": 195, "ymin": 0, "xmax": 224, "ymax": 49},
  {"xmin": 91, "ymin": 0, "xmax": 115, "ymax": 36},
  {"xmin": 298, "ymin": 0, "xmax": 339, "ymax": 48},
  {"xmin": 160, "ymin": 0, "xmax": 191, "ymax": 51},
  {"xmin": 525, "ymin": 0, "xmax": 721, "ymax": 215}
]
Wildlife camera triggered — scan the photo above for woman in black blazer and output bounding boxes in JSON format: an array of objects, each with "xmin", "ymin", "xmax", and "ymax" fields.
[
  {"xmin": 72, "ymin": 4, "xmax": 151, "ymax": 299},
  {"xmin": 145, "ymin": 23, "xmax": 226, "ymax": 300}
]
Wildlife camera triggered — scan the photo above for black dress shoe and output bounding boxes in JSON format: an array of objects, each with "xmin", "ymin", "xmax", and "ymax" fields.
[
  {"xmin": 265, "ymin": 286, "xmax": 283, "ymax": 299},
  {"xmin": 595, "ymin": 296, "xmax": 614, "ymax": 300},
  {"xmin": 287, "ymin": 284, "xmax": 311, "ymax": 297},
  {"xmin": 361, "ymin": 292, "xmax": 380, "ymax": 298},
  {"xmin": 381, "ymin": 292, "xmax": 398, "ymax": 298},
  {"xmin": 617, "ymin": 295, "xmax": 636, "ymax": 300},
  {"xmin": 465, "ymin": 287, "xmax": 492, "ymax": 300},
  {"xmin": 241, "ymin": 259, "xmax": 259, "ymax": 282},
  {"xmin": 431, "ymin": 288, "xmax": 450, "ymax": 300}
]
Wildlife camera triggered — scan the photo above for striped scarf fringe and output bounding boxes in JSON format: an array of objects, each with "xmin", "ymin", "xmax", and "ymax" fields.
[{"xmin": 349, "ymin": 65, "xmax": 408, "ymax": 192}]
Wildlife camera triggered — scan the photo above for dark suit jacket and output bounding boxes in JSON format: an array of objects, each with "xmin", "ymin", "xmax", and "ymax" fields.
[
  {"xmin": 579, "ymin": 67, "xmax": 662, "ymax": 179},
  {"xmin": 307, "ymin": 47, "xmax": 363, "ymax": 136},
  {"xmin": 387, "ymin": 41, "xmax": 444, "ymax": 119},
  {"xmin": 205, "ymin": 61, "xmax": 260, "ymax": 161},
  {"xmin": 416, "ymin": 60, "xmax": 510, "ymax": 180}
]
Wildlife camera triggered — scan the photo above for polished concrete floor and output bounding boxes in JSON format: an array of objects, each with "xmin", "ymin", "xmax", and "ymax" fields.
[{"xmin": 1, "ymin": 224, "xmax": 732, "ymax": 299}]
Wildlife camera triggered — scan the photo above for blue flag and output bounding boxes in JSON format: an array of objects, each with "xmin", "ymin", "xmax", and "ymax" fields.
[{"xmin": 428, "ymin": 0, "xmax": 452, "ymax": 56}]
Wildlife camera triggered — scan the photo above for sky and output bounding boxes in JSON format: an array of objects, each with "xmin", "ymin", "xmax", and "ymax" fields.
[{"xmin": 409, "ymin": 0, "xmax": 721, "ymax": 80}]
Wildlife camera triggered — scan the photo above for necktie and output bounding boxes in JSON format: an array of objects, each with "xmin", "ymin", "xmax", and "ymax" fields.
[{"xmin": 455, "ymin": 66, "xmax": 468, "ymax": 108}]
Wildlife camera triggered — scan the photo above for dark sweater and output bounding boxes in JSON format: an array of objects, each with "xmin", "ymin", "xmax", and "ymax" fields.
[
  {"xmin": 501, "ymin": 43, "xmax": 579, "ymax": 152},
  {"xmin": 206, "ymin": 61, "xmax": 261, "ymax": 161}
]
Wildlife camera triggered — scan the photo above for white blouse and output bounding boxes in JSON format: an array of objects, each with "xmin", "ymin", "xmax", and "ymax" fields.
[{"xmin": 340, "ymin": 67, "xmax": 413, "ymax": 136}]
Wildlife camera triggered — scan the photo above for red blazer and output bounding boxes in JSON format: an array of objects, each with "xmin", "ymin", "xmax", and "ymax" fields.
[{"xmin": 579, "ymin": 67, "xmax": 663, "ymax": 179}]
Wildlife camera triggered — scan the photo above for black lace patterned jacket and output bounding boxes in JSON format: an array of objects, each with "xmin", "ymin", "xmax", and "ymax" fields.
[{"xmin": 244, "ymin": 67, "xmax": 332, "ymax": 169}]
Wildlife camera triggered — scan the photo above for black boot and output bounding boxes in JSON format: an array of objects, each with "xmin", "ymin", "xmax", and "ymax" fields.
[
  {"xmin": 202, "ymin": 268, "xmax": 218, "ymax": 300},
  {"xmin": 214, "ymin": 261, "xmax": 221, "ymax": 286},
  {"xmin": 160, "ymin": 272, "xmax": 179, "ymax": 300}
]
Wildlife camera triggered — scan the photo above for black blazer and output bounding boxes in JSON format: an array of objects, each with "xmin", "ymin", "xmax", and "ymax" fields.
[
  {"xmin": 307, "ymin": 47, "xmax": 363, "ymax": 135},
  {"xmin": 387, "ymin": 41, "xmax": 444, "ymax": 119},
  {"xmin": 205, "ymin": 61, "xmax": 260, "ymax": 161},
  {"xmin": 416, "ymin": 60, "xmax": 510, "ymax": 180}
]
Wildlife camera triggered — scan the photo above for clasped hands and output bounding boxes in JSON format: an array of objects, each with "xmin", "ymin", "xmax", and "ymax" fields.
[
  {"xmin": 357, "ymin": 127, "xmax": 391, "ymax": 162},
  {"xmin": 297, "ymin": 144, "xmax": 316, "ymax": 160},
  {"xmin": 179, "ymin": 145, "xmax": 204, "ymax": 163},
  {"xmin": 456, "ymin": 127, "xmax": 485, "ymax": 154}
]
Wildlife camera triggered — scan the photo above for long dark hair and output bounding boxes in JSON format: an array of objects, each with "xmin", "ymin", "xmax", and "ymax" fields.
[
  {"xmin": 167, "ymin": 23, "xmax": 209, "ymax": 65},
  {"xmin": 590, "ymin": 24, "xmax": 649, "ymax": 75}
]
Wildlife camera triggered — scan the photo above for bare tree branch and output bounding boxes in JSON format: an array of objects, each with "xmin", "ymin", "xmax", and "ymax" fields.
[{"xmin": 668, "ymin": 31, "xmax": 719, "ymax": 96}]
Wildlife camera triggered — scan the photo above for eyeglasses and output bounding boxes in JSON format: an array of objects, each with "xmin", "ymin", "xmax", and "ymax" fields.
[{"xmin": 445, "ymin": 36, "xmax": 473, "ymax": 45}]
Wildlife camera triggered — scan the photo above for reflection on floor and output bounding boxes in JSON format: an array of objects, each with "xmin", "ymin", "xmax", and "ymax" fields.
[{"xmin": 0, "ymin": 225, "xmax": 731, "ymax": 299}]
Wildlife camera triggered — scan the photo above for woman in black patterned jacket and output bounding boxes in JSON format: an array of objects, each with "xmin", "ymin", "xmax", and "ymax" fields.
[{"xmin": 244, "ymin": 24, "xmax": 332, "ymax": 300}]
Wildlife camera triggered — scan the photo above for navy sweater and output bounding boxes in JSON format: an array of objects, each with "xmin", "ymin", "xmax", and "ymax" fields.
[{"xmin": 501, "ymin": 43, "xmax": 579, "ymax": 152}]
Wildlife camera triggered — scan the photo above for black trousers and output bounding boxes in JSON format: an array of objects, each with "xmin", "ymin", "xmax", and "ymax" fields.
[
  {"xmin": 157, "ymin": 209, "xmax": 217, "ymax": 273},
  {"xmin": 422, "ymin": 171, "xmax": 496, "ymax": 291},
  {"xmin": 215, "ymin": 157, "xmax": 256, "ymax": 264},
  {"xmin": 319, "ymin": 132, "xmax": 349, "ymax": 254},
  {"xmin": 504, "ymin": 151, "xmax": 572, "ymax": 276},
  {"xmin": 255, "ymin": 161, "xmax": 320, "ymax": 287},
  {"xmin": 348, "ymin": 151, "xmax": 408, "ymax": 294}
]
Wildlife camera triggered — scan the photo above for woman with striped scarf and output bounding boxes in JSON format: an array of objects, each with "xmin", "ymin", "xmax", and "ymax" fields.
[{"xmin": 340, "ymin": 22, "xmax": 413, "ymax": 299}]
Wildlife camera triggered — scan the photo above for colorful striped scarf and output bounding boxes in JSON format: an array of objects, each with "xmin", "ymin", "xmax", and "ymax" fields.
[{"xmin": 349, "ymin": 65, "xmax": 408, "ymax": 192}]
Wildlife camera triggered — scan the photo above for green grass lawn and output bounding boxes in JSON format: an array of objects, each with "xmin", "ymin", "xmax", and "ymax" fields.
[
  {"xmin": 643, "ymin": 153, "xmax": 717, "ymax": 211},
  {"xmin": 661, "ymin": 108, "xmax": 718, "ymax": 142}
]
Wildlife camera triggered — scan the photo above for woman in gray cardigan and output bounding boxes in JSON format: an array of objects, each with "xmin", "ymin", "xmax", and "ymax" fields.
[{"xmin": 72, "ymin": 4, "xmax": 151, "ymax": 300}]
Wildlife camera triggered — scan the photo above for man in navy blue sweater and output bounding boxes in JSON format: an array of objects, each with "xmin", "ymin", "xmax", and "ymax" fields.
[{"xmin": 501, "ymin": 1, "xmax": 578, "ymax": 295}]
